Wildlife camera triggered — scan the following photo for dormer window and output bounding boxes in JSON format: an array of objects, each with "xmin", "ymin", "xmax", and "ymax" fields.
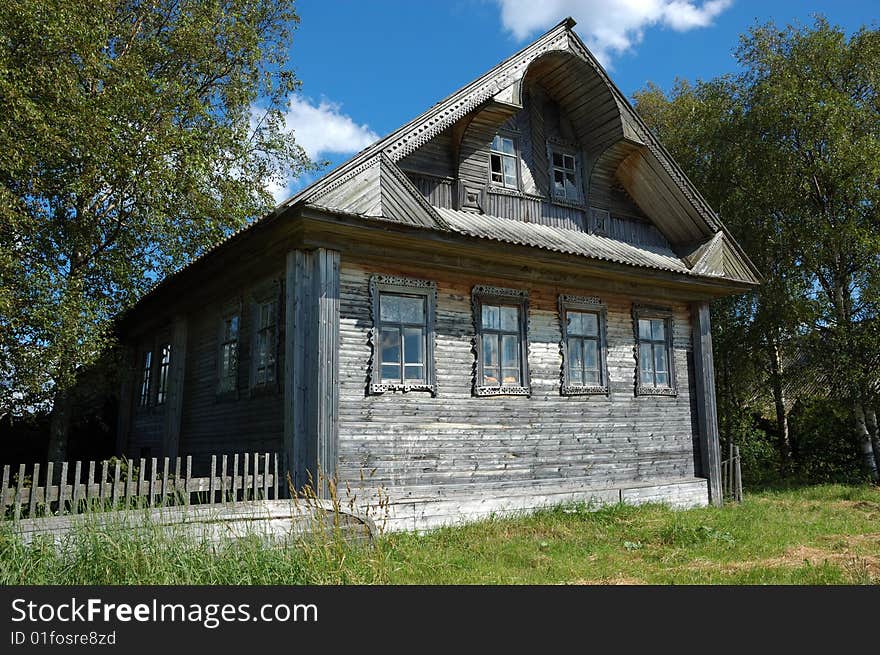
[
  {"xmin": 548, "ymin": 145, "xmax": 582, "ymax": 203},
  {"xmin": 489, "ymin": 134, "xmax": 518, "ymax": 189}
]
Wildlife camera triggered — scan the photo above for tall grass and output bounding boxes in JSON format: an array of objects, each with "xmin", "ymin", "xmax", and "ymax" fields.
[{"xmin": 1, "ymin": 484, "xmax": 878, "ymax": 585}]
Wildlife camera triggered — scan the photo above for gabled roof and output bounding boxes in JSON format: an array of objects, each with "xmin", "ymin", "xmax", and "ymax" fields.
[{"xmin": 138, "ymin": 18, "xmax": 760, "ymax": 307}]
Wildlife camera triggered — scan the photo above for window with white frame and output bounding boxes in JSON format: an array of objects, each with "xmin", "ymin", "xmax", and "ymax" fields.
[
  {"xmin": 559, "ymin": 295, "xmax": 609, "ymax": 395},
  {"xmin": 369, "ymin": 275, "xmax": 436, "ymax": 394},
  {"xmin": 633, "ymin": 305, "xmax": 676, "ymax": 396},
  {"xmin": 549, "ymin": 146, "xmax": 581, "ymax": 203},
  {"xmin": 473, "ymin": 286, "xmax": 529, "ymax": 396},
  {"xmin": 489, "ymin": 134, "xmax": 518, "ymax": 189}
]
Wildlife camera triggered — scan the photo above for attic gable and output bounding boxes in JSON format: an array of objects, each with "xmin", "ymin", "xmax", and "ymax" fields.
[{"xmin": 284, "ymin": 18, "xmax": 760, "ymax": 287}]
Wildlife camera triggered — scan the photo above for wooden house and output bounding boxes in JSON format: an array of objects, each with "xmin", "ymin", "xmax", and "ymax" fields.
[{"xmin": 115, "ymin": 19, "xmax": 760, "ymax": 530}]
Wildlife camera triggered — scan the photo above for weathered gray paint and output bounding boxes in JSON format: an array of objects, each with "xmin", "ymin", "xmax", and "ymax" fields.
[
  {"xmin": 691, "ymin": 301, "xmax": 723, "ymax": 505},
  {"xmin": 285, "ymin": 248, "xmax": 341, "ymax": 496},
  {"xmin": 336, "ymin": 260, "xmax": 704, "ymax": 525}
]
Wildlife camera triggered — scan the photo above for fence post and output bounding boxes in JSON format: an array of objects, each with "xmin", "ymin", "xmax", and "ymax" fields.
[
  {"xmin": 735, "ymin": 446, "xmax": 743, "ymax": 503},
  {"xmin": 45, "ymin": 461, "xmax": 54, "ymax": 514}
]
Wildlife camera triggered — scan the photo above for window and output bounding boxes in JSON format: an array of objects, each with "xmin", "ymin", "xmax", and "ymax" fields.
[
  {"xmin": 489, "ymin": 134, "xmax": 518, "ymax": 189},
  {"xmin": 369, "ymin": 275, "xmax": 436, "ymax": 394},
  {"xmin": 218, "ymin": 312, "xmax": 240, "ymax": 394},
  {"xmin": 548, "ymin": 145, "xmax": 581, "ymax": 203},
  {"xmin": 633, "ymin": 305, "xmax": 676, "ymax": 396},
  {"xmin": 473, "ymin": 285, "xmax": 529, "ymax": 396},
  {"xmin": 156, "ymin": 343, "xmax": 171, "ymax": 405},
  {"xmin": 253, "ymin": 300, "xmax": 277, "ymax": 387},
  {"xmin": 559, "ymin": 295, "xmax": 609, "ymax": 395},
  {"xmin": 139, "ymin": 351, "xmax": 152, "ymax": 407}
]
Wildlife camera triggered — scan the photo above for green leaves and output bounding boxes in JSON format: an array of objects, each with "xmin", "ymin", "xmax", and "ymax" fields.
[{"xmin": 0, "ymin": 1, "xmax": 314, "ymax": 416}]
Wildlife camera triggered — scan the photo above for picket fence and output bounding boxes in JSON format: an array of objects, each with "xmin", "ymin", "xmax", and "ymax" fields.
[{"xmin": 1, "ymin": 452, "xmax": 284, "ymax": 520}]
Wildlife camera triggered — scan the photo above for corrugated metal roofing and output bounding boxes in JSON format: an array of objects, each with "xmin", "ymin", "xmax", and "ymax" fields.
[{"xmin": 436, "ymin": 207, "xmax": 691, "ymax": 275}]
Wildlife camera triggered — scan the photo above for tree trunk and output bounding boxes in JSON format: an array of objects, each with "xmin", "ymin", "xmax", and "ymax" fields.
[
  {"xmin": 866, "ymin": 407, "xmax": 880, "ymax": 476},
  {"xmin": 47, "ymin": 388, "xmax": 71, "ymax": 465},
  {"xmin": 768, "ymin": 338, "xmax": 791, "ymax": 475},
  {"xmin": 854, "ymin": 404, "xmax": 879, "ymax": 483}
]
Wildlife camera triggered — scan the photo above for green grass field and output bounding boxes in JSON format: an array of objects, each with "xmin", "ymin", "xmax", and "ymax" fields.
[{"xmin": 2, "ymin": 484, "xmax": 878, "ymax": 585}]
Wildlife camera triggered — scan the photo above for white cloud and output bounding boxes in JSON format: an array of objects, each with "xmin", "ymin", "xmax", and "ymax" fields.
[
  {"xmin": 260, "ymin": 96, "xmax": 379, "ymax": 203},
  {"xmin": 495, "ymin": 0, "xmax": 733, "ymax": 66},
  {"xmin": 283, "ymin": 96, "xmax": 379, "ymax": 161}
]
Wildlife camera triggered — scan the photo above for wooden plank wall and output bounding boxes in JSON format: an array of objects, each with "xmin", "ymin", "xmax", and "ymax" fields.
[
  {"xmin": 336, "ymin": 260, "xmax": 704, "ymax": 521},
  {"xmin": 398, "ymin": 86, "xmax": 670, "ymax": 252}
]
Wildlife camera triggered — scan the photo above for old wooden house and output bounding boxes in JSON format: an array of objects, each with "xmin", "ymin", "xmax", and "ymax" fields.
[{"xmin": 116, "ymin": 19, "xmax": 759, "ymax": 530}]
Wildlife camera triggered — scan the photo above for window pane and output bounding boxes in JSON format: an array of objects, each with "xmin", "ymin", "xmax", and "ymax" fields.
[
  {"xmin": 398, "ymin": 296, "xmax": 425, "ymax": 323},
  {"xmin": 638, "ymin": 319, "xmax": 652, "ymax": 341},
  {"xmin": 403, "ymin": 327, "xmax": 424, "ymax": 364},
  {"xmin": 584, "ymin": 339, "xmax": 598, "ymax": 372},
  {"xmin": 490, "ymin": 153, "xmax": 502, "ymax": 174},
  {"xmin": 500, "ymin": 305, "xmax": 519, "ymax": 332},
  {"xmin": 381, "ymin": 364, "xmax": 400, "ymax": 382},
  {"xmin": 640, "ymin": 346, "xmax": 654, "ymax": 379},
  {"xmin": 584, "ymin": 369, "xmax": 599, "ymax": 385},
  {"xmin": 568, "ymin": 311, "xmax": 597, "ymax": 336},
  {"xmin": 404, "ymin": 364, "xmax": 424, "ymax": 381},
  {"xmin": 380, "ymin": 295, "xmax": 400, "ymax": 322},
  {"xmin": 483, "ymin": 367, "xmax": 500, "ymax": 386},
  {"xmin": 491, "ymin": 135, "xmax": 501, "ymax": 151},
  {"xmin": 502, "ymin": 368, "xmax": 520, "ymax": 385},
  {"xmin": 502, "ymin": 156, "xmax": 516, "ymax": 186},
  {"xmin": 654, "ymin": 344, "xmax": 668, "ymax": 373},
  {"xmin": 655, "ymin": 370, "xmax": 669, "ymax": 386},
  {"xmin": 554, "ymin": 169, "xmax": 565, "ymax": 185},
  {"xmin": 564, "ymin": 154, "xmax": 575, "ymax": 170},
  {"xmin": 568, "ymin": 338, "xmax": 584, "ymax": 382},
  {"xmin": 552, "ymin": 152, "xmax": 563, "ymax": 167},
  {"xmin": 501, "ymin": 137, "xmax": 515, "ymax": 155},
  {"xmin": 380, "ymin": 328, "xmax": 400, "ymax": 364},
  {"xmin": 482, "ymin": 304, "xmax": 500, "ymax": 330},
  {"xmin": 652, "ymin": 319, "xmax": 666, "ymax": 341},
  {"xmin": 482, "ymin": 333, "xmax": 498, "ymax": 367},
  {"xmin": 501, "ymin": 334, "xmax": 519, "ymax": 368}
]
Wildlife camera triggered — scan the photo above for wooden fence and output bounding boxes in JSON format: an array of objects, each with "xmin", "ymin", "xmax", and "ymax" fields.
[
  {"xmin": 721, "ymin": 443, "xmax": 743, "ymax": 503},
  {"xmin": 1, "ymin": 452, "xmax": 285, "ymax": 520}
]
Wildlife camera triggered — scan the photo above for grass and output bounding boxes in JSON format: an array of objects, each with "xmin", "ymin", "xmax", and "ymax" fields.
[{"xmin": 2, "ymin": 484, "xmax": 878, "ymax": 585}]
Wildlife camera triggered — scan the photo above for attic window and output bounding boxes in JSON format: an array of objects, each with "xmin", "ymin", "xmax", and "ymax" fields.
[
  {"xmin": 489, "ymin": 135, "xmax": 518, "ymax": 189},
  {"xmin": 549, "ymin": 146, "xmax": 581, "ymax": 203}
]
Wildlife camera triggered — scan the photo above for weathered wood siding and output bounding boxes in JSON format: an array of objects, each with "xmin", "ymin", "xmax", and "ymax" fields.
[
  {"xmin": 337, "ymin": 260, "xmax": 704, "ymax": 526},
  {"xmin": 398, "ymin": 86, "xmax": 669, "ymax": 252},
  {"xmin": 177, "ymin": 298, "xmax": 284, "ymax": 473}
]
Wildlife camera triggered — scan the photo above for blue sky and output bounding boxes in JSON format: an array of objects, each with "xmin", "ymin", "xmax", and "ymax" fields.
[{"xmin": 273, "ymin": 0, "xmax": 876, "ymax": 198}]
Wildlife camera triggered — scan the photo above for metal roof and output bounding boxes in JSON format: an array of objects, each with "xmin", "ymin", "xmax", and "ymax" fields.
[{"xmin": 436, "ymin": 207, "xmax": 691, "ymax": 275}]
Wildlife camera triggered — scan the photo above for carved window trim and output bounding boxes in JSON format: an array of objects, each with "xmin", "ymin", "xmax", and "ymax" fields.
[
  {"xmin": 472, "ymin": 285, "xmax": 530, "ymax": 397},
  {"xmin": 216, "ymin": 298, "xmax": 242, "ymax": 400},
  {"xmin": 249, "ymin": 279, "xmax": 282, "ymax": 395},
  {"xmin": 368, "ymin": 275, "xmax": 438, "ymax": 396},
  {"xmin": 558, "ymin": 295, "xmax": 610, "ymax": 396},
  {"xmin": 632, "ymin": 304, "xmax": 677, "ymax": 397}
]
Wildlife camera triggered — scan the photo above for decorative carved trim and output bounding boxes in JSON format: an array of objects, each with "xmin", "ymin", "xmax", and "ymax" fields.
[
  {"xmin": 486, "ymin": 185, "xmax": 525, "ymax": 198},
  {"xmin": 475, "ymin": 385, "xmax": 530, "ymax": 397},
  {"xmin": 632, "ymin": 304, "xmax": 678, "ymax": 398},
  {"xmin": 383, "ymin": 28, "xmax": 572, "ymax": 161},
  {"xmin": 558, "ymin": 295, "xmax": 610, "ymax": 397},
  {"xmin": 368, "ymin": 274, "xmax": 438, "ymax": 396},
  {"xmin": 472, "ymin": 285, "xmax": 528, "ymax": 300}
]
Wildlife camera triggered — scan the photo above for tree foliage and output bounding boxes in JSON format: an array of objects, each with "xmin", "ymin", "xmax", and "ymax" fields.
[
  {"xmin": 634, "ymin": 16, "xmax": 880, "ymax": 481},
  {"xmin": 0, "ymin": 1, "xmax": 312, "ymax": 426}
]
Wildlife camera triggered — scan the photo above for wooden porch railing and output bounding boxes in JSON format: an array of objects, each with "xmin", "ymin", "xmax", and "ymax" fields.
[{"xmin": 1, "ymin": 452, "xmax": 284, "ymax": 520}]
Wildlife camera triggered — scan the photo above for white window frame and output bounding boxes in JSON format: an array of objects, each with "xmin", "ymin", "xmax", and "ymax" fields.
[{"xmin": 488, "ymin": 133, "xmax": 520, "ymax": 191}]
